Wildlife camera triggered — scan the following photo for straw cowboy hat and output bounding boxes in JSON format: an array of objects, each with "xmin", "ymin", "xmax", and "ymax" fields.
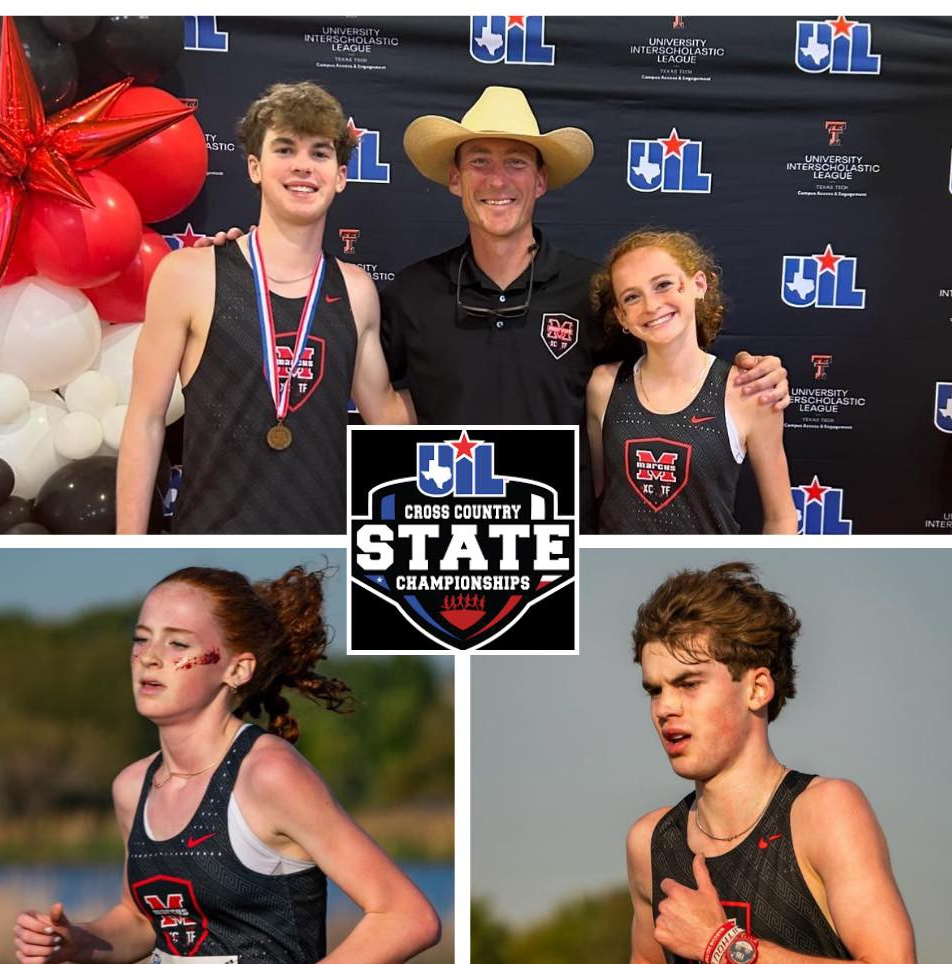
[{"xmin": 403, "ymin": 86, "xmax": 594, "ymax": 190}]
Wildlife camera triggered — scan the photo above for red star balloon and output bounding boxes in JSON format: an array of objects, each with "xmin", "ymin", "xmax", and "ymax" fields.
[{"xmin": 0, "ymin": 16, "xmax": 196, "ymax": 282}]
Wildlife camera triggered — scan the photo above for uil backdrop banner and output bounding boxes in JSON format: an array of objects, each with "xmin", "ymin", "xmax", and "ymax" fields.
[{"xmin": 160, "ymin": 15, "xmax": 952, "ymax": 534}]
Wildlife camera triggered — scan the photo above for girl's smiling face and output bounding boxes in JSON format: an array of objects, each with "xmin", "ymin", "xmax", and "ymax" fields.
[{"xmin": 611, "ymin": 246, "xmax": 708, "ymax": 347}]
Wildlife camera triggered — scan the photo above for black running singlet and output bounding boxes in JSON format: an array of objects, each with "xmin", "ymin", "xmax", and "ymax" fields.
[
  {"xmin": 127, "ymin": 725, "xmax": 327, "ymax": 963},
  {"xmin": 599, "ymin": 356, "xmax": 742, "ymax": 534},
  {"xmin": 650, "ymin": 771, "xmax": 850, "ymax": 963},
  {"xmin": 173, "ymin": 241, "xmax": 357, "ymax": 534}
]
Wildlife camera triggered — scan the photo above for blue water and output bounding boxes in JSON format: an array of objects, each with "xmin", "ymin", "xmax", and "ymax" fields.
[{"xmin": 0, "ymin": 861, "xmax": 453, "ymax": 919}]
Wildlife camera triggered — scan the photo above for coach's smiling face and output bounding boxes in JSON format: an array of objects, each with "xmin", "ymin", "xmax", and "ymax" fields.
[{"xmin": 449, "ymin": 138, "xmax": 546, "ymax": 244}]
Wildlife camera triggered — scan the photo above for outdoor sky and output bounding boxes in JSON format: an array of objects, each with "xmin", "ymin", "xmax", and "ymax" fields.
[
  {"xmin": 0, "ymin": 548, "xmax": 347, "ymax": 651},
  {"xmin": 473, "ymin": 547, "xmax": 946, "ymax": 962}
]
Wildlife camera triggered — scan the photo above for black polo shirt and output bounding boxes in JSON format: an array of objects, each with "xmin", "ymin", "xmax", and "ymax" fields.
[{"xmin": 380, "ymin": 229, "xmax": 607, "ymax": 425}]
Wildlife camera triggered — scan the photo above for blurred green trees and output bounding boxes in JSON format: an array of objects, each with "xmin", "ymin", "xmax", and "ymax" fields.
[
  {"xmin": 471, "ymin": 888, "xmax": 632, "ymax": 964},
  {"xmin": 0, "ymin": 605, "xmax": 453, "ymax": 860}
]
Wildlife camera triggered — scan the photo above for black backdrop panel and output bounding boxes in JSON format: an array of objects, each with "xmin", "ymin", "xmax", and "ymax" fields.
[{"xmin": 160, "ymin": 16, "xmax": 952, "ymax": 533}]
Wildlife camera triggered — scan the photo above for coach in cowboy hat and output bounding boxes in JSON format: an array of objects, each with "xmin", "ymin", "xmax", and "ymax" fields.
[
  {"xmin": 378, "ymin": 86, "xmax": 787, "ymax": 526},
  {"xmin": 380, "ymin": 86, "xmax": 786, "ymax": 426}
]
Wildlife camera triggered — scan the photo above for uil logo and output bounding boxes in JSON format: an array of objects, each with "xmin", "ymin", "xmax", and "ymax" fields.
[
  {"xmin": 350, "ymin": 427, "xmax": 577, "ymax": 653},
  {"xmin": 345, "ymin": 118, "xmax": 390, "ymax": 184},
  {"xmin": 781, "ymin": 245, "xmax": 865, "ymax": 310},
  {"xmin": 935, "ymin": 382, "xmax": 952, "ymax": 434},
  {"xmin": 163, "ymin": 223, "xmax": 207, "ymax": 251},
  {"xmin": 796, "ymin": 16, "xmax": 880, "ymax": 74},
  {"xmin": 792, "ymin": 476, "xmax": 853, "ymax": 534},
  {"xmin": 183, "ymin": 16, "xmax": 228, "ymax": 52},
  {"xmin": 470, "ymin": 16, "xmax": 555, "ymax": 65},
  {"xmin": 628, "ymin": 129, "xmax": 711, "ymax": 194}
]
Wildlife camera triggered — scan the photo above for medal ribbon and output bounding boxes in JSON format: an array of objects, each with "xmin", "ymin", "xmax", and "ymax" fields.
[{"xmin": 248, "ymin": 226, "xmax": 326, "ymax": 422}]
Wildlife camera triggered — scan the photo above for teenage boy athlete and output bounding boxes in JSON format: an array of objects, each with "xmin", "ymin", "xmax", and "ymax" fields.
[
  {"xmin": 117, "ymin": 82, "xmax": 411, "ymax": 535},
  {"xmin": 627, "ymin": 562, "xmax": 915, "ymax": 964}
]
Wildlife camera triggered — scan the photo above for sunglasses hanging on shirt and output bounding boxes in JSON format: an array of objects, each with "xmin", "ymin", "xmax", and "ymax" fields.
[{"xmin": 455, "ymin": 242, "xmax": 538, "ymax": 320}]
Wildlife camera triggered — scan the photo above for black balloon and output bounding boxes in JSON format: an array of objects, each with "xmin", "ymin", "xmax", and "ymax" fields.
[
  {"xmin": 0, "ymin": 496, "xmax": 34, "ymax": 532},
  {"xmin": 0, "ymin": 458, "xmax": 13, "ymax": 504},
  {"xmin": 40, "ymin": 16, "xmax": 99, "ymax": 44},
  {"xmin": 4, "ymin": 522, "xmax": 50, "ymax": 534},
  {"xmin": 34, "ymin": 455, "xmax": 163, "ymax": 534},
  {"xmin": 9, "ymin": 17, "xmax": 78, "ymax": 113},
  {"xmin": 84, "ymin": 16, "xmax": 183, "ymax": 85}
]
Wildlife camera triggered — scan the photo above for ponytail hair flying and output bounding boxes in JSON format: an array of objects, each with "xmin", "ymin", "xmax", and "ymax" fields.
[{"xmin": 155, "ymin": 566, "xmax": 353, "ymax": 742}]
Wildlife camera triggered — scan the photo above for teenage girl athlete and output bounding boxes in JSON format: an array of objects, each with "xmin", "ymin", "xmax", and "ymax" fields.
[
  {"xmin": 587, "ymin": 230, "xmax": 797, "ymax": 534},
  {"xmin": 14, "ymin": 566, "xmax": 440, "ymax": 964}
]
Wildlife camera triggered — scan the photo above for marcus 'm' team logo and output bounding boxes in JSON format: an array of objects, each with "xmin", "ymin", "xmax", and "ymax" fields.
[
  {"xmin": 781, "ymin": 244, "xmax": 865, "ymax": 309},
  {"xmin": 351, "ymin": 429, "xmax": 575, "ymax": 652},
  {"xmin": 346, "ymin": 118, "xmax": 390, "ymax": 184},
  {"xmin": 133, "ymin": 875, "xmax": 209, "ymax": 955},
  {"xmin": 276, "ymin": 333, "xmax": 324, "ymax": 407},
  {"xmin": 626, "ymin": 438, "xmax": 691, "ymax": 512},
  {"xmin": 935, "ymin": 382, "xmax": 952, "ymax": 433},
  {"xmin": 792, "ymin": 475, "xmax": 853, "ymax": 534},
  {"xmin": 470, "ymin": 16, "xmax": 554, "ymax": 65},
  {"xmin": 541, "ymin": 313, "xmax": 578, "ymax": 359},
  {"xmin": 796, "ymin": 16, "xmax": 880, "ymax": 74},
  {"xmin": 184, "ymin": 16, "xmax": 228, "ymax": 52},
  {"xmin": 628, "ymin": 129, "xmax": 711, "ymax": 194}
]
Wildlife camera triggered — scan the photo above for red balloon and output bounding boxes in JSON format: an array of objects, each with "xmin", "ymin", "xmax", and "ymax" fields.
[
  {"xmin": 0, "ymin": 231, "xmax": 34, "ymax": 285},
  {"xmin": 0, "ymin": 17, "xmax": 194, "ymax": 282},
  {"xmin": 101, "ymin": 86, "xmax": 208, "ymax": 224},
  {"xmin": 82, "ymin": 226, "xmax": 170, "ymax": 322},
  {"xmin": 27, "ymin": 169, "xmax": 143, "ymax": 288}
]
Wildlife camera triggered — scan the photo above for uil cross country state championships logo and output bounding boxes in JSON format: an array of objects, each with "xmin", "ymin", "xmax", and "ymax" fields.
[{"xmin": 348, "ymin": 427, "xmax": 577, "ymax": 653}]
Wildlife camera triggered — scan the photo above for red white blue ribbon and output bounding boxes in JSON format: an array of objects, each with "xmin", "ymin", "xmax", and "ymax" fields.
[{"xmin": 248, "ymin": 226, "xmax": 326, "ymax": 421}]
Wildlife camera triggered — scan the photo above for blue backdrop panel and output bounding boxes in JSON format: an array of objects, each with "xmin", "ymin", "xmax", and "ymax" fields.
[{"xmin": 160, "ymin": 16, "xmax": 952, "ymax": 534}]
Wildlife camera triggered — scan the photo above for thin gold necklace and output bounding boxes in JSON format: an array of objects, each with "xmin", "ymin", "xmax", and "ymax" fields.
[
  {"xmin": 267, "ymin": 271, "xmax": 313, "ymax": 284},
  {"xmin": 152, "ymin": 725, "xmax": 239, "ymax": 789},
  {"xmin": 637, "ymin": 352, "xmax": 709, "ymax": 413},
  {"xmin": 694, "ymin": 767, "xmax": 788, "ymax": 842}
]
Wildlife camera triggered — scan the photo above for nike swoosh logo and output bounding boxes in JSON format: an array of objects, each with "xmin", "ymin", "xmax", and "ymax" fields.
[
  {"xmin": 757, "ymin": 833, "xmax": 783, "ymax": 850},
  {"xmin": 186, "ymin": 833, "xmax": 216, "ymax": 848},
  {"xmin": 690, "ymin": 416, "xmax": 715, "ymax": 424},
  {"xmin": 325, "ymin": 295, "xmax": 342, "ymax": 303}
]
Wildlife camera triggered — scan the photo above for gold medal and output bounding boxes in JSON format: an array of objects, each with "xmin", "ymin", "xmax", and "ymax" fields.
[{"xmin": 266, "ymin": 423, "xmax": 293, "ymax": 451}]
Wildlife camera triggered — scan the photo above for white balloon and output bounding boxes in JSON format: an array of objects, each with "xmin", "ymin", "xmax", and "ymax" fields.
[
  {"xmin": 100, "ymin": 404, "xmax": 128, "ymax": 450},
  {"xmin": 94, "ymin": 321, "xmax": 185, "ymax": 425},
  {"xmin": 31, "ymin": 390, "xmax": 68, "ymax": 413},
  {"xmin": 0, "ymin": 401, "xmax": 67, "ymax": 499},
  {"xmin": 15, "ymin": 429, "xmax": 68, "ymax": 500},
  {"xmin": 94, "ymin": 322, "xmax": 140, "ymax": 403},
  {"xmin": 0, "ymin": 277, "xmax": 102, "ymax": 390},
  {"xmin": 0, "ymin": 373, "xmax": 30, "ymax": 424},
  {"xmin": 64, "ymin": 370, "xmax": 119, "ymax": 418},
  {"xmin": 54, "ymin": 411, "xmax": 103, "ymax": 461}
]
